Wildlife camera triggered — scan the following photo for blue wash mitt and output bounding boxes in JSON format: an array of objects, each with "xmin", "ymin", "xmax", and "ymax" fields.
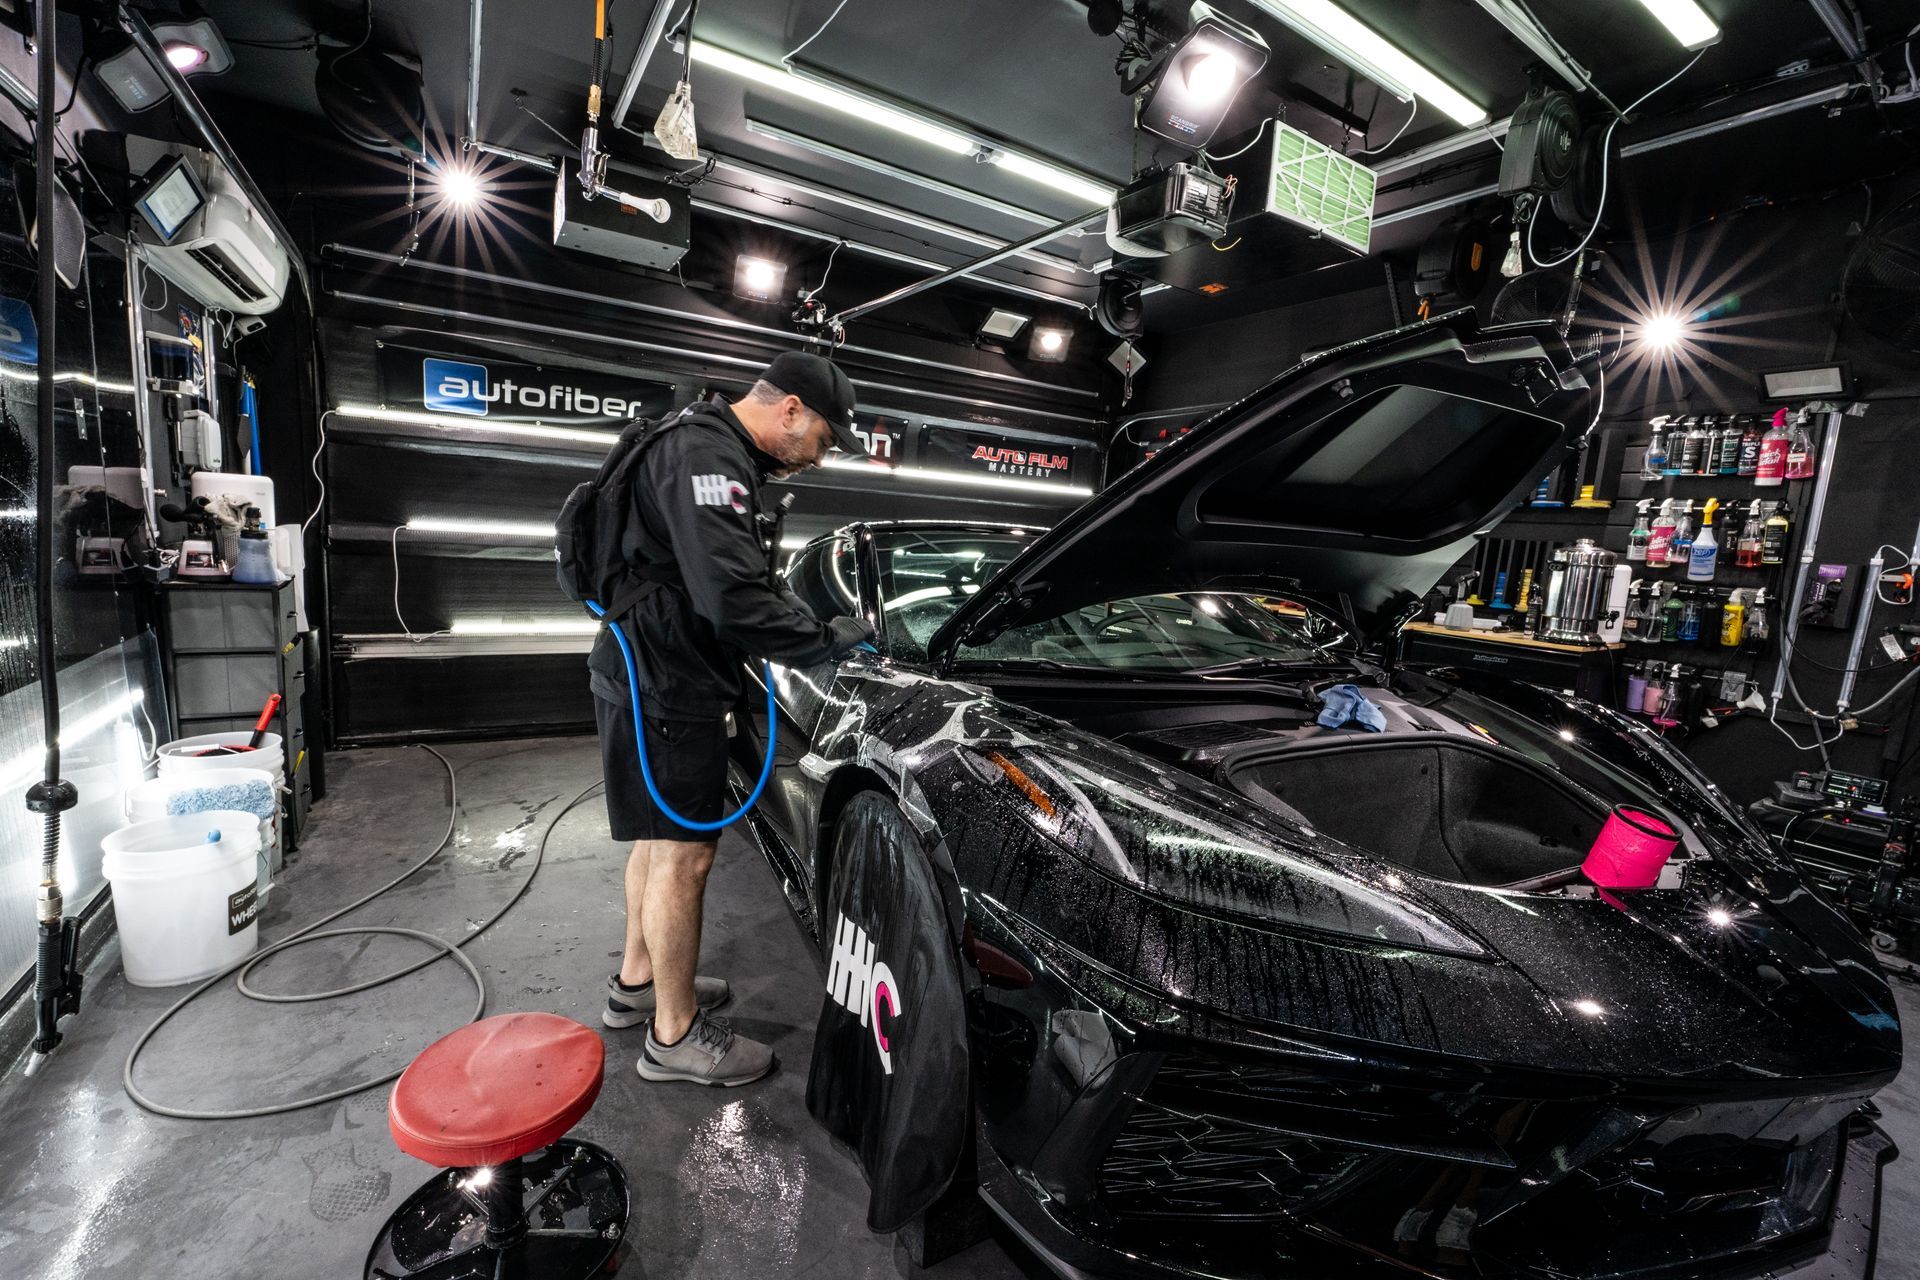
[
  {"xmin": 165, "ymin": 779, "xmax": 276, "ymax": 821},
  {"xmin": 1317, "ymin": 684, "xmax": 1387, "ymax": 732}
]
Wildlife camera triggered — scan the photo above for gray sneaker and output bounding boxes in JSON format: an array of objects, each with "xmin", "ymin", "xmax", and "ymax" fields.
[
  {"xmin": 604, "ymin": 973, "xmax": 732, "ymax": 1029},
  {"xmin": 637, "ymin": 1012, "xmax": 775, "ymax": 1086}
]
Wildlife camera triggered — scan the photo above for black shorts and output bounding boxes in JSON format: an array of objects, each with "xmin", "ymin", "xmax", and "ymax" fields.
[{"xmin": 594, "ymin": 696, "xmax": 731, "ymax": 842}]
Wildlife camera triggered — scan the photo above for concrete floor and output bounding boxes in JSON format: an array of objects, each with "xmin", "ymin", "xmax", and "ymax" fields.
[{"xmin": 0, "ymin": 734, "xmax": 1918, "ymax": 1279}]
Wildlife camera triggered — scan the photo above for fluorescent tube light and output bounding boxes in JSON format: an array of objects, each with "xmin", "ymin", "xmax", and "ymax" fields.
[
  {"xmin": 698, "ymin": 42, "xmax": 1116, "ymax": 206},
  {"xmin": 780, "ymin": 535, "xmax": 814, "ymax": 551},
  {"xmin": 1629, "ymin": 0, "xmax": 1720, "ymax": 49},
  {"xmin": 984, "ymin": 150, "xmax": 1115, "ymax": 206},
  {"xmin": 405, "ymin": 517, "xmax": 556, "ymax": 538},
  {"xmin": 691, "ymin": 41, "xmax": 974, "ymax": 153},
  {"xmin": 1245, "ymin": 0, "xmax": 1488, "ymax": 126},
  {"xmin": 450, "ymin": 619, "xmax": 600, "ymax": 636},
  {"xmin": 333, "ymin": 403, "xmax": 622, "ymax": 446},
  {"xmin": 821, "ymin": 456, "xmax": 1092, "ymax": 498}
]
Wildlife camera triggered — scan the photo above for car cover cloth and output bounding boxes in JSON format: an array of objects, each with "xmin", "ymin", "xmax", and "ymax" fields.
[
  {"xmin": 1317, "ymin": 683, "xmax": 1388, "ymax": 732},
  {"xmin": 587, "ymin": 401, "xmax": 843, "ymax": 717},
  {"xmin": 806, "ymin": 792, "xmax": 970, "ymax": 1233}
]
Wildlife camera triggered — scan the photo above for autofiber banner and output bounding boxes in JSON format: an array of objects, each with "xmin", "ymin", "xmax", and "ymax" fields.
[{"xmin": 377, "ymin": 344, "xmax": 675, "ymax": 426}]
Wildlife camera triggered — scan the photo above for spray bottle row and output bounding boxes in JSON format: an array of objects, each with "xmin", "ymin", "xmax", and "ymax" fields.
[
  {"xmin": 1628, "ymin": 498, "xmax": 1792, "ymax": 577},
  {"xmin": 1622, "ymin": 581, "xmax": 1771, "ymax": 649},
  {"xmin": 1625, "ymin": 661, "xmax": 1758, "ymax": 722},
  {"xmin": 1642, "ymin": 408, "xmax": 1817, "ymax": 484}
]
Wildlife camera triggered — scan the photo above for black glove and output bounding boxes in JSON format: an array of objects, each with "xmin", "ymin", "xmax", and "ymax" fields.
[{"xmin": 828, "ymin": 615, "xmax": 878, "ymax": 658}]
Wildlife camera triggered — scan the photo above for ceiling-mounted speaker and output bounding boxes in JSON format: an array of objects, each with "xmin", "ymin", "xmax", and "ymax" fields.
[
  {"xmin": 1413, "ymin": 215, "xmax": 1494, "ymax": 305},
  {"xmin": 1095, "ymin": 273, "xmax": 1148, "ymax": 339},
  {"xmin": 317, "ymin": 46, "xmax": 425, "ymax": 160},
  {"xmin": 1086, "ymin": 0, "xmax": 1125, "ymax": 37},
  {"xmin": 1498, "ymin": 84, "xmax": 1580, "ymax": 198}
]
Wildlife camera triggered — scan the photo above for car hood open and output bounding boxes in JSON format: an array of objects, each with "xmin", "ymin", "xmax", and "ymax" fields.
[{"xmin": 929, "ymin": 312, "xmax": 1595, "ymax": 663}]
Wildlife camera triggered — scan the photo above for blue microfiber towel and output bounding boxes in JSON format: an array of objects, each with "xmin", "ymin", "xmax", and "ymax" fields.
[
  {"xmin": 1317, "ymin": 683, "xmax": 1387, "ymax": 732},
  {"xmin": 166, "ymin": 780, "xmax": 276, "ymax": 822}
]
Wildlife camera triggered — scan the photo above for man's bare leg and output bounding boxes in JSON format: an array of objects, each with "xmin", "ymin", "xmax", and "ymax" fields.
[
  {"xmin": 642, "ymin": 838, "xmax": 718, "ymax": 1044},
  {"xmin": 619, "ymin": 840, "xmax": 654, "ymax": 987}
]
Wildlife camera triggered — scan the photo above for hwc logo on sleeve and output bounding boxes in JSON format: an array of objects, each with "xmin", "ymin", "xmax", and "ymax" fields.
[
  {"xmin": 691, "ymin": 474, "xmax": 748, "ymax": 513},
  {"xmin": 826, "ymin": 912, "xmax": 901, "ymax": 1075}
]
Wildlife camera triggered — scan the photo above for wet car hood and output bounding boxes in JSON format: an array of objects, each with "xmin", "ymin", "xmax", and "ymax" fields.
[{"xmin": 929, "ymin": 311, "xmax": 1594, "ymax": 661}]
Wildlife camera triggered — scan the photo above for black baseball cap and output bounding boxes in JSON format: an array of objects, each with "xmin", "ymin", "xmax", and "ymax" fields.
[{"xmin": 763, "ymin": 352, "xmax": 861, "ymax": 453}]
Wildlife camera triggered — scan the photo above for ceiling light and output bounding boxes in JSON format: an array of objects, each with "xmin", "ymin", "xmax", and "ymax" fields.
[
  {"xmin": 691, "ymin": 41, "xmax": 975, "ymax": 154},
  {"xmin": 405, "ymin": 517, "xmax": 556, "ymax": 538},
  {"xmin": 978, "ymin": 308, "xmax": 1031, "ymax": 341},
  {"xmin": 434, "ymin": 163, "xmax": 484, "ymax": 209},
  {"xmin": 700, "ymin": 42, "xmax": 1116, "ymax": 206},
  {"xmin": 1638, "ymin": 312, "xmax": 1687, "ymax": 351},
  {"xmin": 985, "ymin": 150, "xmax": 1115, "ymax": 206},
  {"xmin": 1629, "ymin": 0, "xmax": 1720, "ymax": 49},
  {"xmin": 818, "ymin": 456, "xmax": 1092, "ymax": 497},
  {"xmin": 733, "ymin": 254, "xmax": 788, "ymax": 302},
  {"xmin": 1137, "ymin": 7, "xmax": 1269, "ymax": 148},
  {"xmin": 1245, "ymin": 0, "xmax": 1487, "ymax": 127},
  {"xmin": 1030, "ymin": 326, "xmax": 1072, "ymax": 362},
  {"xmin": 333, "ymin": 404, "xmax": 622, "ymax": 446},
  {"xmin": 96, "ymin": 17, "xmax": 234, "ymax": 113}
]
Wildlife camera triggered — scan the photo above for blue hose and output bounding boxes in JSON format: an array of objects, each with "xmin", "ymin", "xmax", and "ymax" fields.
[{"xmin": 585, "ymin": 598, "xmax": 776, "ymax": 832}]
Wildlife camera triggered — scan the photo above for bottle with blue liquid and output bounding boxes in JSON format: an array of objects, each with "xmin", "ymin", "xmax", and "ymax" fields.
[{"xmin": 230, "ymin": 505, "xmax": 278, "ymax": 585}]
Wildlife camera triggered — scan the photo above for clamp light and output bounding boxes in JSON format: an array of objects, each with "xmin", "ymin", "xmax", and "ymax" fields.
[{"xmin": 1136, "ymin": 4, "xmax": 1269, "ymax": 148}]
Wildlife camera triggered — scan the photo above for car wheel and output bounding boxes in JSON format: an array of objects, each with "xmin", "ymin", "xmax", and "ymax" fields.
[{"xmin": 807, "ymin": 789, "xmax": 972, "ymax": 1234}]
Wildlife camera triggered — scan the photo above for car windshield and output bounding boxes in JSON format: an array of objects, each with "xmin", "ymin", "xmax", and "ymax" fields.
[{"xmin": 875, "ymin": 530, "xmax": 1339, "ymax": 670}]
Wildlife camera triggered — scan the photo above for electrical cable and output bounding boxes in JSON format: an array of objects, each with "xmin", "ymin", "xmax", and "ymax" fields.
[
  {"xmin": 587, "ymin": 598, "xmax": 775, "ymax": 830},
  {"xmin": 803, "ymin": 237, "xmax": 844, "ymax": 300},
  {"xmin": 1204, "ymin": 117, "xmax": 1271, "ymax": 162},
  {"xmin": 301, "ymin": 410, "xmax": 331, "ymax": 534},
  {"xmin": 1528, "ymin": 47, "xmax": 1706, "ymax": 270},
  {"xmin": 784, "ymin": 0, "xmax": 854, "ymax": 64},
  {"xmin": 389, "ymin": 527, "xmax": 449, "ymax": 642},
  {"xmin": 124, "ymin": 748, "xmax": 604, "ymax": 1119},
  {"xmin": 1356, "ymin": 96, "xmax": 1418, "ymax": 156}
]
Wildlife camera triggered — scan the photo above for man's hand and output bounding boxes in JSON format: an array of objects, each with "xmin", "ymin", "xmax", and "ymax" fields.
[{"xmin": 828, "ymin": 616, "xmax": 879, "ymax": 658}]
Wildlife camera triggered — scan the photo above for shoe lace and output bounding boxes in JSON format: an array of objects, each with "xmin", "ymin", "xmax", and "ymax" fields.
[{"xmin": 690, "ymin": 1014, "xmax": 735, "ymax": 1057}]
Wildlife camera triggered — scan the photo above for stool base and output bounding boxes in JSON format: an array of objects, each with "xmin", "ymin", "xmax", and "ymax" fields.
[{"xmin": 366, "ymin": 1139, "xmax": 629, "ymax": 1280}]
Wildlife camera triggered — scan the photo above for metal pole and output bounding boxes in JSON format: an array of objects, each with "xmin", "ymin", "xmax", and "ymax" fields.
[
  {"xmin": 1468, "ymin": 0, "xmax": 1617, "ymax": 114},
  {"xmin": 829, "ymin": 209, "xmax": 1105, "ymax": 329},
  {"xmin": 120, "ymin": 10, "xmax": 312, "ymax": 301},
  {"xmin": 465, "ymin": 0, "xmax": 483, "ymax": 147},
  {"xmin": 1771, "ymin": 411, "xmax": 1844, "ymax": 708},
  {"xmin": 611, "ymin": 0, "xmax": 680, "ymax": 133}
]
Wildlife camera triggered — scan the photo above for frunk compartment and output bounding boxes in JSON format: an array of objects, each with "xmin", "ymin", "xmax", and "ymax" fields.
[{"xmin": 1221, "ymin": 737, "xmax": 1607, "ymax": 887}]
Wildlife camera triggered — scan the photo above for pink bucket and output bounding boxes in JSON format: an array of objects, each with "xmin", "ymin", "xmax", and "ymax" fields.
[{"xmin": 1581, "ymin": 805, "xmax": 1680, "ymax": 889}]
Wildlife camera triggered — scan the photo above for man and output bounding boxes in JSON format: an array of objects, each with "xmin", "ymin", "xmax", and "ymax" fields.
[{"xmin": 589, "ymin": 352, "xmax": 875, "ymax": 1087}]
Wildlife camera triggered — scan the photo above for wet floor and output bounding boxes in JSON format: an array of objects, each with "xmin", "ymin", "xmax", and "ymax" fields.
[{"xmin": 1, "ymin": 734, "xmax": 1918, "ymax": 1279}]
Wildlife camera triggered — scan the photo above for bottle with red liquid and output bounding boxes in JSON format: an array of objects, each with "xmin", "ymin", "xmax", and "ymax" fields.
[
  {"xmin": 1646, "ymin": 500, "xmax": 1677, "ymax": 568},
  {"xmin": 1784, "ymin": 410, "xmax": 1817, "ymax": 479},
  {"xmin": 1735, "ymin": 500, "xmax": 1763, "ymax": 568},
  {"xmin": 1755, "ymin": 409, "xmax": 1789, "ymax": 486}
]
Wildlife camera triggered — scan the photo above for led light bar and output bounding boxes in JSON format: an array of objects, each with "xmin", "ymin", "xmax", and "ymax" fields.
[
  {"xmin": 1245, "ymin": 0, "xmax": 1487, "ymax": 126},
  {"xmin": 405, "ymin": 517, "xmax": 556, "ymax": 538},
  {"xmin": 697, "ymin": 41, "xmax": 1115, "ymax": 205},
  {"xmin": 1629, "ymin": 0, "xmax": 1720, "ymax": 49},
  {"xmin": 333, "ymin": 404, "xmax": 622, "ymax": 446},
  {"xmin": 692, "ymin": 41, "xmax": 973, "ymax": 153},
  {"xmin": 450, "ymin": 619, "xmax": 600, "ymax": 636},
  {"xmin": 821, "ymin": 456, "xmax": 1092, "ymax": 498}
]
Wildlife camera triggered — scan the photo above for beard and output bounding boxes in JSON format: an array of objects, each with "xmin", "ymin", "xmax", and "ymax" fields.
[{"xmin": 767, "ymin": 418, "xmax": 825, "ymax": 474}]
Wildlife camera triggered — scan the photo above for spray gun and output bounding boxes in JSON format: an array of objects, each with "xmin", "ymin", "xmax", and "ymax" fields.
[{"xmin": 577, "ymin": 0, "xmax": 675, "ymax": 221}]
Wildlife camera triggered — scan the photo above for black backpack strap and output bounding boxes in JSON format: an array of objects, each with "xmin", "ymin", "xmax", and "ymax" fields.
[{"xmin": 600, "ymin": 561, "xmax": 682, "ymax": 621}]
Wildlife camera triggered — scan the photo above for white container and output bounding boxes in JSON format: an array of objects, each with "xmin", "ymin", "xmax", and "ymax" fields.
[
  {"xmin": 102, "ymin": 812, "xmax": 262, "ymax": 986},
  {"xmin": 157, "ymin": 733, "xmax": 286, "ymax": 875},
  {"xmin": 126, "ymin": 768, "xmax": 280, "ymax": 891}
]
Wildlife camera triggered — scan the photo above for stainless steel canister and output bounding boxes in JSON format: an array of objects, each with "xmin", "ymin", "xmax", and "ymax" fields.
[{"xmin": 1536, "ymin": 538, "xmax": 1619, "ymax": 643}]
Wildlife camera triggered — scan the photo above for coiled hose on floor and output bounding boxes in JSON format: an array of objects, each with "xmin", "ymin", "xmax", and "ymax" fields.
[{"xmin": 124, "ymin": 746, "xmax": 602, "ymax": 1120}]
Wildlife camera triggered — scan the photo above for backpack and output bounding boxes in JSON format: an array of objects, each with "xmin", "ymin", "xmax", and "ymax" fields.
[{"xmin": 554, "ymin": 409, "xmax": 690, "ymax": 619}]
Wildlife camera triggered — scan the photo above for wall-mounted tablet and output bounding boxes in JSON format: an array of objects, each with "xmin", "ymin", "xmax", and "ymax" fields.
[{"xmin": 134, "ymin": 156, "xmax": 206, "ymax": 244}]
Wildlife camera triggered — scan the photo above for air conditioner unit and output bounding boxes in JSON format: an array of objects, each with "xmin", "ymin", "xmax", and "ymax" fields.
[{"xmin": 137, "ymin": 161, "xmax": 291, "ymax": 315}]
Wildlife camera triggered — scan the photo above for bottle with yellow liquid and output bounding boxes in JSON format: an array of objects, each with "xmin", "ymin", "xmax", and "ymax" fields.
[{"xmin": 1720, "ymin": 588, "xmax": 1745, "ymax": 646}]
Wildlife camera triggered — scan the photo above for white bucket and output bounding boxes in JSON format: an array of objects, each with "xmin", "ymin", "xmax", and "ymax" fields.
[
  {"xmin": 158, "ymin": 733, "xmax": 285, "ymax": 874},
  {"xmin": 102, "ymin": 812, "xmax": 262, "ymax": 987},
  {"xmin": 126, "ymin": 769, "xmax": 280, "ymax": 893}
]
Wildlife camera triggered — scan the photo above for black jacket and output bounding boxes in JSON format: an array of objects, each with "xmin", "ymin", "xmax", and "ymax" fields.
[{"xmin": 588, "ymin": 402, "xmax": 841, "ymax": 717}]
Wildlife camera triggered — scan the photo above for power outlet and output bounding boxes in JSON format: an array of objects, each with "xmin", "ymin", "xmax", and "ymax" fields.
[{"xmin": 1804, "ymin": 563, "xmax": 1861, "ymax": 630}]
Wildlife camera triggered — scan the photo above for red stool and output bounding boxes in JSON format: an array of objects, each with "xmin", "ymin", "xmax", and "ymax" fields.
[{"xmin": 366, "ymin": 1012, "xmax": 628, "ymax": 1280}]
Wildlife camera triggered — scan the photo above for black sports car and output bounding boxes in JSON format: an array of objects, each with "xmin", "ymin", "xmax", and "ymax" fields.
[{"xmin": 734, "ymin": 313, "xmax": 1901, "ymax": 1279}]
